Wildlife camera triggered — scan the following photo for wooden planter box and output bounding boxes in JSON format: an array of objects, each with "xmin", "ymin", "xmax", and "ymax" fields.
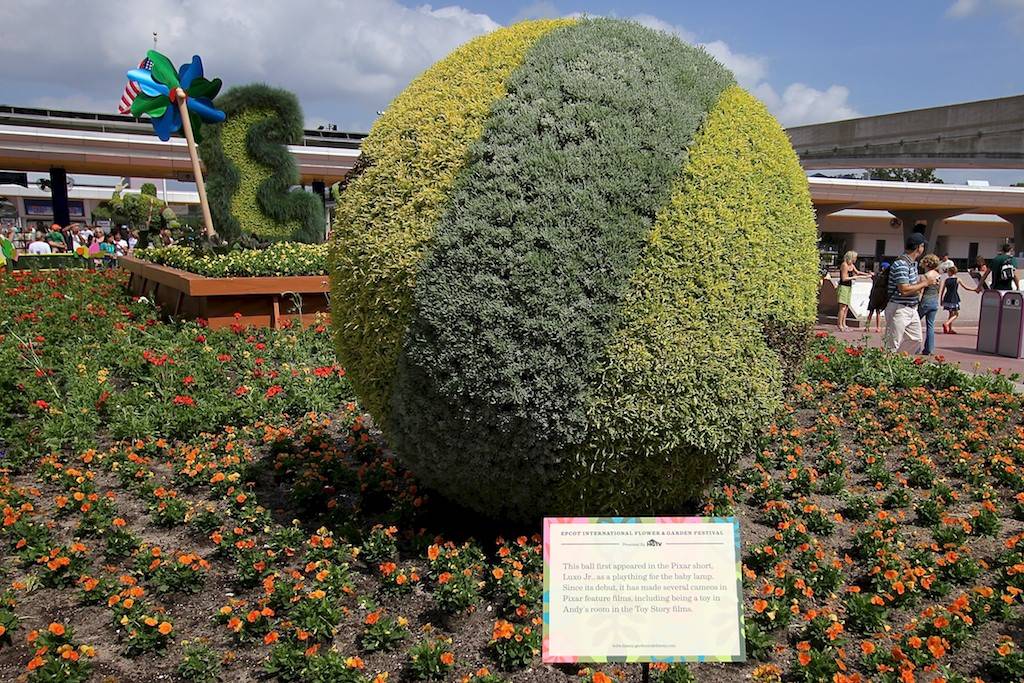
[{"xmin": 119, "ymin": 256, "xmax": 330, "ymax": 330}]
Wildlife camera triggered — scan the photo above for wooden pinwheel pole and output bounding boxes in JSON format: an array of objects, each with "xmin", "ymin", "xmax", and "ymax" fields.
[{"xmin": 174, "ymin": 87, "xmax": 215, "ymax": 239}]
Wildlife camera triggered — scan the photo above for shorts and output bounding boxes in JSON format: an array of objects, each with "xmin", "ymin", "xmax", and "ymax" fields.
[{"xmin": 837, "ymin": 284, "xmax": 852, "ymax": 306}]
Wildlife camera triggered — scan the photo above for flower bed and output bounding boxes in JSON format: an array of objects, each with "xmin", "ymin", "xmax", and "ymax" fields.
[
  {"xmin": 135, "ymin": 244, "xmax": 327, "ymax": 278},
  {"xmin": 120, "ymin": 254, "xmax": 330, "ymax": 330},
  {"xmin": 1, "ymin": 270, "xmax": 1024, "ymax": 683}
]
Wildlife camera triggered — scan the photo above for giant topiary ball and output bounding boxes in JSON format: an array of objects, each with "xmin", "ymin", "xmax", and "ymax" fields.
[{"xmin": 330, "ymin": 18, "xmax": 819, "ymax": 519}]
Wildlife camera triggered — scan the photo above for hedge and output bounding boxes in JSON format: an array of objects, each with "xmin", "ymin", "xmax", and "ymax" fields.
[
  {"xmin": 329, "ymin": 18, "xmax": 573, "ymax": 425},
  {"xmin": 200, "ymin": 84, "xmax": 325, "ymax": 243},
  {"xmin": 390, "ymin": 19, "xmax": 735, "ymax": 516},
  {"xmin": 330, "ymin": 19, "xmax": 819, "ymax": 519},
  {"xmin": 135, "ymin": 244, "xmax": 327, "ymax": 277}
]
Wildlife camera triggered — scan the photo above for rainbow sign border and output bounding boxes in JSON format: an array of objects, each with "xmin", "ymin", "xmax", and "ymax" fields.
[{"xmin": 542, "ymin": 516, "xmax": 745, "ymax": 664}]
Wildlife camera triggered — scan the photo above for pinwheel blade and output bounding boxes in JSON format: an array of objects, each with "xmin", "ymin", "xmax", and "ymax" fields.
[
  {"xmin": 177, "ymin": 55, "xmax": 204, "ymax": 90},
  {"xmin": 187, "ymin": 97, "xmax": 226, "ymax": 124},
  {"xmin": 186, "ymin": 76, "xmax": 222, "ymax": 101},
  {"xmin": 151, "ymin": 105, "xmax": 181, "ymax": 141},
  {"xmin": 147, "ymin": 49, "xmax": 180, "ymax": 90},
  {"xmin": 126, "ymin": 69, "xmax": 169, "ymax": 98},
  {"xmin": 130, "ymin": 93, "xmax": 168, "ymax": 120}
]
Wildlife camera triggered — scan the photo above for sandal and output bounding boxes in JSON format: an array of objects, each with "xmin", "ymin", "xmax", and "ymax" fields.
[{"xmin": 942, "ymin": 323, "xmax": 949, "ymax": 334}]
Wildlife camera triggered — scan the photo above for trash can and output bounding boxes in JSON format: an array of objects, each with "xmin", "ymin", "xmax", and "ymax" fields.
[
  {"xmin": 977, "ymin": 289, "xmax": 1004, "ymax": 354},
  {"xmin": 997, "ymin": 292, "xmax": 1024, "ymax": 358}
]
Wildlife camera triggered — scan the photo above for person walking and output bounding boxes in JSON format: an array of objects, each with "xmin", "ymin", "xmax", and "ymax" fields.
[
  {"xmin": 917, "ymin": 254, "xmax": 941, "ymax": 355},
  {"xmin": 938, "ymin": 253, "xmax": 955, "ymax": 275},
  {"xmin": 883, "ymin": 233, "xmax": 937, "ymax": 354},
  {"xmin": 988, "ymin": 243, "xmax": 1020, "ymax": 292},
  {"xmin": 837, "ymin": 250, "xmax": 870, "ymax": 331},
  {"xmin": 0, "ymin": 227, "xmax": 17, "ymax": 274}
]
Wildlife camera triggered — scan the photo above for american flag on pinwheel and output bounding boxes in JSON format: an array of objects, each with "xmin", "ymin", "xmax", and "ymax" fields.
[{"xmin": 118, "ymin": 56, "xmax": 153, "ymax": 114}]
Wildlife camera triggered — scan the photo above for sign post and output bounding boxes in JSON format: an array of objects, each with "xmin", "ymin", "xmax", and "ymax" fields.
[{"xmin": 543, "ymin": 517, "xmax": 745, "ymax": 667}]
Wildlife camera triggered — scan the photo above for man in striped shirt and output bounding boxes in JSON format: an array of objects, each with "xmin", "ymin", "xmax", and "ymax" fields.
[{"xmin": 884, "ymin": 232, "xmax": 938, "ymax": 354}]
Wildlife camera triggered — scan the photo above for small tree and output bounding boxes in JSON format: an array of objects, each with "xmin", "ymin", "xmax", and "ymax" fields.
[
  {"xmin": 93, "ymin": 182, "xmax": 180, "ymax": 247},
  {"xmin": 868, "ymin": 168, "xmax": 944, "ymax": 183}
]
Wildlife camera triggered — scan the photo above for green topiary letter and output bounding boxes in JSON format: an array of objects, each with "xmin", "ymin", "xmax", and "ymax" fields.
[{"xmin": 200, "ymin": 84, "xmax": 325, "ymax": 243}]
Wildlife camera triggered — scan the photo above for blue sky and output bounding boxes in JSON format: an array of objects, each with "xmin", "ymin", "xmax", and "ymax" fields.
[{"xmin": 2, "ymin": 0, "xmax": 1024, "ymax": 183}]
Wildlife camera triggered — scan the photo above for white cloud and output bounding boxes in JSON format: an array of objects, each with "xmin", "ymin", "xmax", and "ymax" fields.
[
  {"xmin": 947, "ymin": 0, "xmax": 981, "ymax": 17},
  {"xmin": 629, "ymin": 14, "xmax": 856, "ymax": 125},
  {"xmin": 0, "ymin": 0, "xmax": 498, "ymax": 129},
  {"xmin": 946, "ymin": 0, "xmax": 1024, "ymax": 28},
  {"xmin": 753, "ymin": 83, "xmax": 858, "ymax": 127}
]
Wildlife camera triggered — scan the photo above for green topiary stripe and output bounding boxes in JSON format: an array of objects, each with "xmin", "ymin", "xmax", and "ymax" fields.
[
  {"xmin": 566, "ymin": 85, "xmax": 819, "ymax": 514},
  {"xmin": 389, "ymin": 19, "xmax": 735, "ymax": 517},
  {"xmin": 328, "ymin": 19, "xmax": 573, "ymax": 426}
]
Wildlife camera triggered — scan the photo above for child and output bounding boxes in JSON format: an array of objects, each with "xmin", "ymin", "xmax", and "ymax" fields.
[
  {"xmin": 865, "ymin": 261, "xmax": 890, "ymax": 333},
  {"xmin": 939, "ymin": 266, "xmax": 978, "ymax": 334}
]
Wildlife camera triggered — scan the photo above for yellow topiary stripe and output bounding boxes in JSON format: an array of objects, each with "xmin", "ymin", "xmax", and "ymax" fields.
[
  {"xmin": 571, "ymin": 85, "xmax": 819, "ymax": 513},
  {"xmin": 329, "ymin": 18, "xmax": 574, "ymax": 427}
]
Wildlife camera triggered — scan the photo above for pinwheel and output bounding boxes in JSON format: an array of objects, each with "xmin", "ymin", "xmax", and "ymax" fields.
[
  {"xmin": 125, "ymin": 50, "xmax": 225, "ymax": 237},
  {"xmin": 127, "ymin": 50, "xmax": 224, "ymax": 142}
]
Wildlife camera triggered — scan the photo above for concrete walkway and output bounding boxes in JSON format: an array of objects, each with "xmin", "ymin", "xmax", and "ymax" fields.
[{"xmin": 816, "ymin": 322, "xmax": 1024, "ymax": 380}]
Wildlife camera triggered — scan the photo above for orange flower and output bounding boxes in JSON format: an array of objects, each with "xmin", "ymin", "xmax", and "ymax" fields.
[
  {"xmin": 440, "ymin": 651, "xmax": 455, "ymax": 666},
  {"xmin": 158, "ymin": 622, "xmax": 173, "ymax": 635},
  {"xmin": 492, "ymin": 620, "xmax": 515, "ymax": 640},
  {"xmin": 861, "ymin": 641, "xmax": 876, "ymax": 655},
  {"xmin": 492, "ymin": 567, "xmax": 505, "ymax": 580},
  {"xmin": 27, "ymin": 656, "xmax": 44, "ymax": 671},
  {"xmin": 998, "ymin": 642, "xmax": 1013, "ymax": 656},
  {"xmin": 798, "ymin": 652, "xmax": 812, "ymax": 666},
  {"xmin": 48, "ymin": 622, "xmax": 66, "ymax": 636},
  {"xmin": 264, "ymin": 631, "xmax": 279, "ymax": 645},
  {"xmin": 346, "ymin": 656, "xmax": 365, "ymax": 669},
  {"xmin": 365, "ymin": 610, "xmax": 382, "ymax": 625},
  {"xmin": 593, "ymin": 673, "xmax": 613, "ymax": 683},
  {"xmin": 427, "ymin": 545, "xmax": 440, "ymax": 561},
  {"xmin": 753, "ymin": 599, "xmax": 768, "ymax": 614}
]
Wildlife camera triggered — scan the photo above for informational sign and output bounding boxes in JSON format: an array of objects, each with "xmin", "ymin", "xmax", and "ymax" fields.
[{"xmin": 543, "ymin": 517, "xmax": 744, "ymax": 664}]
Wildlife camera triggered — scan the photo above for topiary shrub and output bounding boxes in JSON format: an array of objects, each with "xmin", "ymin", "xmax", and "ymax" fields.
[
  {"xmin": 200, "ymin": 84, "xmax": 325, "ymax": 243},
  {"xmin": 330, "ymin": 18, "xmax": 819, "ymax": 520}
]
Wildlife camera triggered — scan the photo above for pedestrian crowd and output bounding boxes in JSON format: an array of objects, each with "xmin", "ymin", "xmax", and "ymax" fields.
[
  {"xmin": 836, "ymin": 234, "xmax": 1020, "ymax": 356},
  {"xmin": 0, "ymin": 221, "xmax": 164, "ymax": 273}
]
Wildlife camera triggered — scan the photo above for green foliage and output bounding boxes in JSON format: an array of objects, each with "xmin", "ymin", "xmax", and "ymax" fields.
[
  {"xmin": 868, "ymin": 167, "xmax": 944, "ymax": 183},
  {"xmin": 329, "ymin": 18, "xmax": 572, "ymax": 425},
  {"xmin": 332, "ymin": 20, "xmax": 818, "ymax": 519},
  {"xmin": 200, "ymin": 84, "xmax": 324, "ymax": 243},
  {"xmin": 136, "ymin": 243, "xmax": 327, "ymax": 276},
  {"xmin": 390, "ymin": 19, "xmax": 736, "ymax": 518},
  {"xmin": 92, "ymin": 182, "xmax": 179, "ymax": 246},
  {"xmin": 802, "ymin": 334, "xmax": 1018, "ymax": 392},
  {"xmin": 177, "ymin": 641, "xmax": 222, "ymax": 683}
]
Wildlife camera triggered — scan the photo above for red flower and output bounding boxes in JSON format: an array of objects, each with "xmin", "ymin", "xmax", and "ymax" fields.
[
  {"xmin": 34, "ymin": 399, "xmax": 49, "ymax": 410},
  {"xmin": 173, "ymin": 395, "xmax": 195, "ymax": 407},
  {"xmin": 264, "ymin": 385, "xmax": 284, "ymax": 399}
]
